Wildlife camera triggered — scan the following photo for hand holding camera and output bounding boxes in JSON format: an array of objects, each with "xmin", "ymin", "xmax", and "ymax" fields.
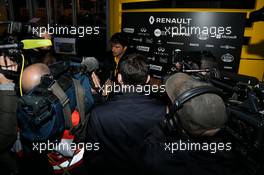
[{"xmin": 0, "ymin": 55, "xmax": 18, "ymax": 84}]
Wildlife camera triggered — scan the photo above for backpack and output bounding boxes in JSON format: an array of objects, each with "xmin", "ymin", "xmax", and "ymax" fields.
[{"xmin": 17, "ymin": 74, "xmax": 93, "ymax": 143}]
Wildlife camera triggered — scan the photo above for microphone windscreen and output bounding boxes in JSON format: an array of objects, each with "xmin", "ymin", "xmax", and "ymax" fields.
[
  {"xmin": 81, "ymin": 57, "xmax": 99, "ymax": 73},
  {"xmin": 21, "ymin": 39, "xmax": 52, "ymax": 49}
]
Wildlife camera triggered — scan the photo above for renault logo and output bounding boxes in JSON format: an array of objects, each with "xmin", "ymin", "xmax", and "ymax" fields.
[{"xmin": 149, "ymin": 16, "xmax": 155, "ymax": 25}]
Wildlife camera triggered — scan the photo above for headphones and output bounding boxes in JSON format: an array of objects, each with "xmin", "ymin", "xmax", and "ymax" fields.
[{"xmin": 163, "ymin": 86, "xmax": 223, "ymax": 136}]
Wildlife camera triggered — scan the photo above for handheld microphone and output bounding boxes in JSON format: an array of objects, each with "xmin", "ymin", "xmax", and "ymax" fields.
[
  {"xmin": 0, "ymin": 39, "xmax": 52, "ymax": 50},
  {"xmin": 80, "ymin": 57, "xmax": 99, "ymax": 74},
  {"xmin": 65, "ymin": 57, "xmax": 99, "ymax": 76}
]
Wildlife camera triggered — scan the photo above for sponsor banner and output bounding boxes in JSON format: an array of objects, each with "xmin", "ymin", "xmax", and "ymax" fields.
[{"xmin": 122, "ymin": 12, "xmax": 246, "ymax": 75}]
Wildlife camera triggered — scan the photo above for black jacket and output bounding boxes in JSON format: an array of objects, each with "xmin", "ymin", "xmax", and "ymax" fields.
[
  {"xmin": 142, "ymin": 124, "xmax": 247, "ymax": 175},
  {"xmin": 0, "ymin": 90, "xmax": 18, "ymax": 173},
  {"xmin": 84, "ymin": 93, "xmax": 166, "ymax": 175}
]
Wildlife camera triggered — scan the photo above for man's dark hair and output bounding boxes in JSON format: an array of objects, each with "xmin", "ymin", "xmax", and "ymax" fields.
[
  {"xmin": 119, "ymin": 53, "xmax": 149, "ymax": 85},
  {"xmin": 110, "ymin": 32, "xmax": 129, "ymax": 47}
]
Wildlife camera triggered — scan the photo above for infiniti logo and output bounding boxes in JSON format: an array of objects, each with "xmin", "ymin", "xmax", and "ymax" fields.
[
  {"xmin": 149, "ymin": 16, "xmax": 155, "ymax": 25},
  {"xmin": 158, "ymin": 47, "xmax": 165, "ymax": 52},
  {"xmin": 140, "ymin": 28, "xmax": 147, "ymax": 32}
]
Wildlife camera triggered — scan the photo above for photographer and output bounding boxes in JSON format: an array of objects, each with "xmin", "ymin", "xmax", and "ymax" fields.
[
  {"xmin": 19, "ymin": 63, "xmax": 54, "ymax": 175},
  {"xmin": 19, "ymin": 62, "xmax": 95, "ymax": 174},
  {"xmin": 142, "ymin": 73, "xmax": 246, "ymax": 175},
  {"xmin": 0, "ymin": 54, "xmax": 19, "ymax": 174}
]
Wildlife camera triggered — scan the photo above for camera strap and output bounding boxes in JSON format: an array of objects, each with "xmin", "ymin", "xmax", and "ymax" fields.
[
  {"xmin": 72, "ymin": 78, "xmax": 85, "ymax": 124},
  {"xmin": 50, "ymin": 81, "xmax": 73, "ymax": 130}
]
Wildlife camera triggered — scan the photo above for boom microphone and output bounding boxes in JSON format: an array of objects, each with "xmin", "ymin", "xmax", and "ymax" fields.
[
  {"xmin": 183, "ymin": 68, "xmax": 211, "ymax": 73},
  {"xmin": 0, "ymin": 39, "xmax": 52, "ymax": 50}
]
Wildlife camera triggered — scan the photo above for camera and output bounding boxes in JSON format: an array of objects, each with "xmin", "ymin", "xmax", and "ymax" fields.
[{"xmin": 7, "ymin": 21, "xmax": 33, "ymax": 35}]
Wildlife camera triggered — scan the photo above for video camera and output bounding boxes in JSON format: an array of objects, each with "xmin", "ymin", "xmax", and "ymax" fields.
[
  {"xmin": 0, "ymin": 20, "xmax": 45, "ymax": 38},
  {"xmin": 223, "ymin": 79, "xmax": 264, "ymax": 175}
]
